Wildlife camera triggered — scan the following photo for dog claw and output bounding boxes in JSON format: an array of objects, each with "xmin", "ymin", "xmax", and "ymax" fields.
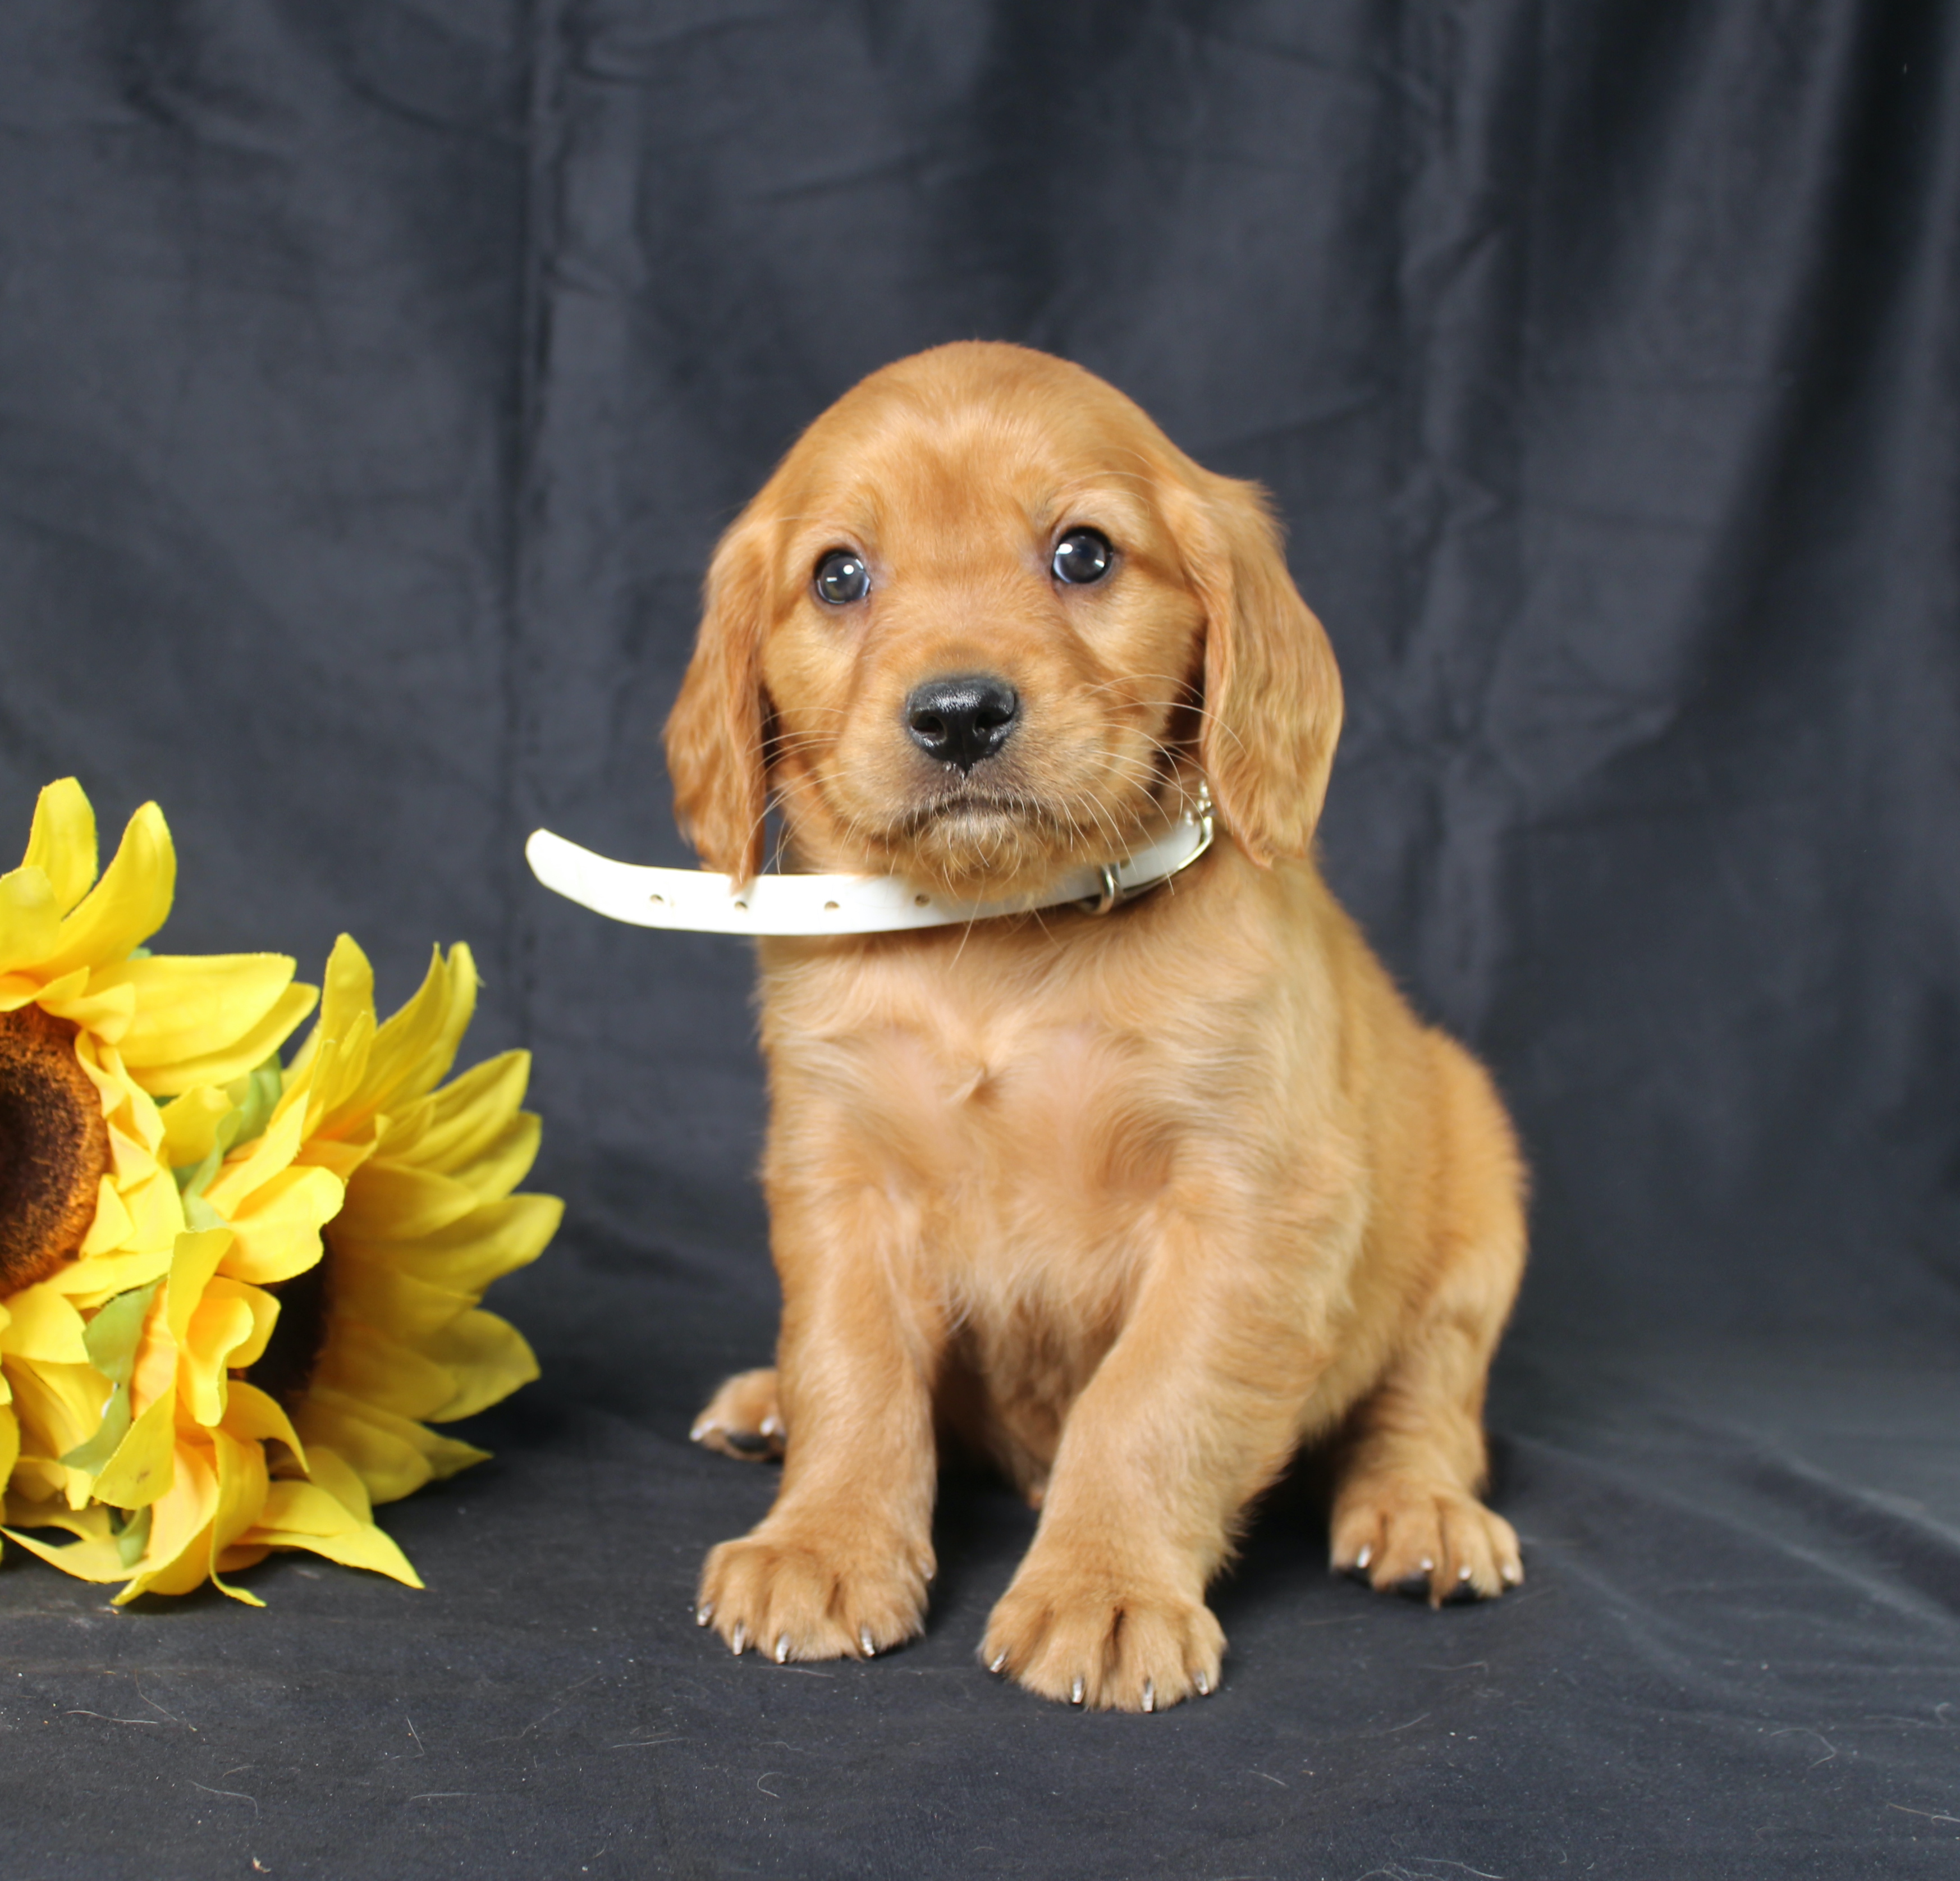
[
  {"xmin": 731, "ymin": 1623, "xmax": 747, "ymax": 1655},
  {"xmin": 1502, "ymin": 1561, "xmax": 1523, "ymax": 1586},
  {"xmin": 1142, "ymin": 1681, "xmax": 1155, "ymax": 1713},
  {"xmin": 695, "ymin": 1602, "xmax": 714, "ymax": 1627},
  {"xmin": 988, "ymin": 1650, "xmax": 1008, "ymax": 1674},
  {"xmin": 1458, "ymin": 1563, "xmax": 1473, "ymax": 1581},
  {"xmin": 1195, "ymin": 1671, "xmax": 1211, "ymax": 1696},
  {"xmin": 1070, "ymin": 1677, "xmax": 1084, "ymax": 1706},
  {"xmin": 860, "ymin": 1627, "xmax": 876, "ymax": 1658},
  {"xmin": 775, "ymin": 1634, "xmax": 791, "ymax": 1664},
  {"xmin": 1355, "ymin": 1545, "xmax": 1372, "ymax": 1571}
]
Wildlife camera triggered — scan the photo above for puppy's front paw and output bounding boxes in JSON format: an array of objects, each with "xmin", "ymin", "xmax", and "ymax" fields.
[
  {"xmin": 690, "ymin": 1368, "xmax": 785, "ymax": 1461},
  {"xmin": 697, "ymin": 1521, "xmax": 932, "ymax": 1664},
  {"xmin": 1330, "ymin": 1477, "xmax": 1523, "ymax": 1605},
  {"xmin": 981, "ymin": 1559, "xmax": 1224, "ymax": 1712}
]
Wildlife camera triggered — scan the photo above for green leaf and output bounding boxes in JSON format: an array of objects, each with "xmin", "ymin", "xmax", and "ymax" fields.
[{"xmin": 62, "ymin": 1278, "xmax": 164, "ymax": 1477}]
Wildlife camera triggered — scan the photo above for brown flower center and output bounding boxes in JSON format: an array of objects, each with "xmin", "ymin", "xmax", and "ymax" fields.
[{"xmin": 0, "ymin": 1003, "xmax": 111, "ymax": 1294}]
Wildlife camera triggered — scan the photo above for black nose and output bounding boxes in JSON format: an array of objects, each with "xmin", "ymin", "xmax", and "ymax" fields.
[{"xmin": 904, "ymin": 674, "xmax": 1019, "ymax": 772}]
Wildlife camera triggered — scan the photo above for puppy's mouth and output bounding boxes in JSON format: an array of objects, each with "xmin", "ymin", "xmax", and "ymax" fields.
[{"xmin": 901, "ymin": 786, "xmax": 1051, "ymax": 835}]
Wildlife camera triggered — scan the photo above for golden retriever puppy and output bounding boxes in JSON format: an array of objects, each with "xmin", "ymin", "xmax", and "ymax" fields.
[{"xmin": 666, "ymin": 341, "xmax": 1526, "ymax": 1711}]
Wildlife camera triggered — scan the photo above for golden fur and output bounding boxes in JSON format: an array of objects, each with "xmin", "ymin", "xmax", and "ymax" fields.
[{"xmin": 666, "ymin": 341, "xmax": 1526, "ymax": 1712}]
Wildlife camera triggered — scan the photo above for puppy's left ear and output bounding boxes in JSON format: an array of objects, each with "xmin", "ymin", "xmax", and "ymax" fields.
[
  {"xmin": 1181, "ymin": 472, "xmax": 1344, "ymax": 864},
  {"xmin": 663, "ymin": 519, "xmax": 771, "ymax": 883}
]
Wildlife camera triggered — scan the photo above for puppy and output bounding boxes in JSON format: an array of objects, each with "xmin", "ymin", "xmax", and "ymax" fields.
[{"xmin": 667, "ymin": 341, "xmax": 1525, "ymax": 1711}]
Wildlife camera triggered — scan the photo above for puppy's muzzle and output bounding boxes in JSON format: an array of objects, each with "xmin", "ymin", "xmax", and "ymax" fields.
[{"xmin": 904, "ymin": 674, "xmax": 1019, "ymax": 774}]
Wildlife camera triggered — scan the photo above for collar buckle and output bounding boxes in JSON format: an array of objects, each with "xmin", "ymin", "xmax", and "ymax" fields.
[{"xmin": 1076, "ymin": 782, "xmax": 1215, "ymax": 917}]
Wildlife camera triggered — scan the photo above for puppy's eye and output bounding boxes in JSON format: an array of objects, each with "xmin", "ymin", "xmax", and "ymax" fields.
[
  {"xmin": 1051, "ymin": 528, "xmax": 1112, "ymax": 586},
  {"xmin": 814, "ymin": 549, "xmax": 871, "ymax": 606}
]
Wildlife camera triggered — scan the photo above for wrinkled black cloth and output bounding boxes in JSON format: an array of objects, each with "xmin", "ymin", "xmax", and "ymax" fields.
[{"xmin": 1, "ymin": 4, "xmax": 1956, "ymax": 1877}]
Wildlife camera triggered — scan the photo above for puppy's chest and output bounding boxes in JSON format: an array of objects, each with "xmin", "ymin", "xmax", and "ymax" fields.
[{"xmin": 770, "ymin": 956, "xmax": 1184, "ymax": 1266}]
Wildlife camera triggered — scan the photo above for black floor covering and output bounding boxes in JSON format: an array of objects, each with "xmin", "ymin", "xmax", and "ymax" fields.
[{"xmin": 2, "ymin": 4, "xmax": 1957, "ymax": 1877}]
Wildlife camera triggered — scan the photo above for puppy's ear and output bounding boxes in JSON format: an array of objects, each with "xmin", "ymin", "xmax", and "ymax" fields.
[
  {"xmin": 1183, "ymin": 473, "xmax": 1344, "ymax": 864},
  {"xmin": 664, "ymin": 519, "xmax": 771, "ymax": 882}
]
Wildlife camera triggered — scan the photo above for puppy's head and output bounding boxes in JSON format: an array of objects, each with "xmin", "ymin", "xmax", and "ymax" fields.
[{"xmin": 665, "ymin": 342, "xmax": 1342, "ymax": 894}]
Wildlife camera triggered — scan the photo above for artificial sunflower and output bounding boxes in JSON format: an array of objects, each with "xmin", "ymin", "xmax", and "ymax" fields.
[
  {"xmin": 233, "ymin": 931, "xmax": 556, "ymax": 1581},
  {"xmin": 1, "ymin": 781, "xmax": 557, "ymax": 1605},
  {"xmin": 0, "ymin": 779, "xmax": 316, "ymax": 1520}
]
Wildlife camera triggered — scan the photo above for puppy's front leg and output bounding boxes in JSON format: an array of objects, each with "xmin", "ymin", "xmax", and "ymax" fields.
[
  {"xmin": 697, "ymin": 1179, "xmax": 940, "ymax": 1663},
  {"xmin": 983, "ymin": 1200, "xmax": 1344, "ymax": 1712}
]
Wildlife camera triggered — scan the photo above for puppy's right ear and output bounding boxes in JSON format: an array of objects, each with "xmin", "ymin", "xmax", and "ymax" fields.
[{"xmin": 663, "ymin": 519, "xmax": 770, "ymax": 883}]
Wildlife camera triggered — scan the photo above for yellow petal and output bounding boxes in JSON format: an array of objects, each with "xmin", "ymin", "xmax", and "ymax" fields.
[
  {"xmin": 333, "ymin": 1113, "xmax": 542, "ymax": 1241},
  {"xmin": 203, "ymin": 1100, "xmax": 306, "ymax": 1212},
  {"xmin": 182, "ymin": 1288, "xmax": 264, "ymax": 1427},
  {"xmin": 208, "ymin": 1428, "xmax": 270, "ymax": 1604},
  {"xmin": 303, "ymin": 1440, "xmax": 373, "ymax": 1523},
  {"xmin": 130, "ymin": 981, "xmax": 318, "ymax": 1097},
  {"xmin": 293, "ymin": 1390, "xmax": 487, "ymax": 1505},
  {"xmin": 21, "ymin": 779, "xmax": 99, "ymax": 915},
  {"xmin": 331, "ymin": 1163, "xmax": 476, "ymax": 1242},
  {"xmin": 324, "ymin": 1261, "xmax": 473, "ymax": 1343},
  {"xmin": 377, "ymin": 1051, "xmax": 529, "ymax": 1174},
  {"xmin": 296, "ymin": 1138, "xmax": 373, "ymax": 1182},
  {"xmin": 0, "ymin": 1285, "xmax": 90, "ymax": 1365},
  {"xmin": 246, "ymin": 1477, "xmax": 423, "ymax": 1588},
  {"xmin": 442, "ymin": 1111, "xmax": 541, "ymax": 1206},
  {"xmin": 77, "ymin": 1174, "xmax": 136, "ymax": 1257},
  {"xmin": 76, "ymin": 1033, "xmax": 166, "ymax": 1154},
  {"xmin": 38, "ymin": 976, "xmax": 137, "ymax": 1042},
  {"xmin": 5, "ymin": 1458, "xmax": 80, "ymax": 1507},
  {"xmin": 0, "ymin": 867, "xmax": 61, "ymax": 978},
  {"xmin": 2, "ymin": 1508, "xmax": 129, "ymax": 1583},
  {"xmin": 310, "ymin": 1320, "xmax": 456, "ymax": 1421},
  {"xmin": 36, "ymin": 802, "xmax": 174, "ymax": 982},
  {"xmin": 96, "ymin": 953, "xmax": 294, "ymax": 1070},
  {"xmin": 120, "ymin": 1165, "xmax": 186, "ymax": 1257},
  {"xmin": 333, "ymin": 945, "xmax": 477, "ymax": 1135},
  {"xmin": 222, "ymin": 1379, "xmax": 307, "ymax": 1471},
  {"xmin": 91, "ymin": 1386, "xmax": 177, "ymax": 1508},
  {"xmin": 328, "ymin": 1193, "xmax": 561, "ymax": 1294},
  {"xmin": 281, "ymin": 937, "xmax": 380, "ymax": 1130},
  {"xmin": 164, "ymin": 1227, "xmax": 233, "ymax": 1349},
  {"xmin": 422, "ymin": 1310, "xmax": 539, "ymax": 1421},
  {"xmin": 0, "ymin": 1403, "xmax": 17, "ymax": 1487},
  {"xmin": 157, "ymin": 1086, "xmax": 233, "ymax": 1171},
  {"xmin": 214, "ymin": 1165, "xmax": 343, "ymax": 1285},
  {"xmin": 6, "ymin": 1358, "xmax": 112, "ymax": 1468},
  {"xmin": 217, "ymin": 1277, "xmax": 278, "ymax": 1371},
  {"xmin": 51, "ymin": 1244, "xmax": 175, "ymax": 1305},
  {"xmin": 114, "ymin": 1439, "xmax": 219, "ymax": 1600},
  {"xmin": 281, "ymin": 933, "xmax": 375, "ymax": 1091}
]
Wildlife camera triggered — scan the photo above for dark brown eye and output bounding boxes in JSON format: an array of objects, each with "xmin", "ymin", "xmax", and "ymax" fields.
[
  {"xmin": 814, "ymin": 549, "xmax": 870, "ymax": 605},
  {"xmin": 1052, "ymin": 528, "xmax": 1112, "ymax": 585}
]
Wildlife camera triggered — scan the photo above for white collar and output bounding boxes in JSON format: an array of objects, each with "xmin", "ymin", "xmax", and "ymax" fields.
[{"xmin": 526, "ymin": 786, "xmax": 1215, "ymax": 937}]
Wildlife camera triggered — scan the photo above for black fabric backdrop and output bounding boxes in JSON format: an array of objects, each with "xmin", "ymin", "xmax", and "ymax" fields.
[{"xmin": 2, "ymin": 3, "xmax": 1957, "ymax": 1876}]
